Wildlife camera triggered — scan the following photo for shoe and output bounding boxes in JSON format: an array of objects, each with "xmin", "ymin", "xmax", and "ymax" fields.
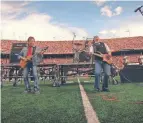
[
  {"xmin": 97, "ymin": 88, "xmax": 101, "ymax": 92},
  {"xmin": 13, "ymin": 83, "xmax": 17, "ymax": 87},
  {"xmin": 53, "ymin": 83, "xmax": 56, "ymax": 87},
  {"xmin": 94, "ymin": 87, "xmax": 101, "ymax": 92},
  {"xmin": 34, "ymin": 90, "xmax": 40, "ymax": 94},
  {"xmin": 56, "ymin": 83, "xmax": 60, "ymax": 87},
  {"xmin": 33, "ymin": 87, "xmax": 40, "ymax": 94},
  {"xmin": 102, "ymin": 88, "xmax": 110, "ymax": 92},
  {"xmin": 23, "ymin": 90, "xmax": 30, "ymax": 94},
  {"xmin": 23, "ymin": 88, "xmax": 31, "ymax": 93},
  {"xmin": 23, "ymin": 90, "xmax": 28, "ymax": 94}
]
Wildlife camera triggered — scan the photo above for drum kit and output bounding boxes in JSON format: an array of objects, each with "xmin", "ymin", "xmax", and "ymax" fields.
[{"xmin": 73, "ymin": 42, "xmax": 91, "ymax": 63}]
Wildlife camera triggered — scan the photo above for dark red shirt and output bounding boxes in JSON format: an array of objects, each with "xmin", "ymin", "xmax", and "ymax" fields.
[{"xmin": 27, "ymin": 46, "xmax": 32, "ymax": 56}]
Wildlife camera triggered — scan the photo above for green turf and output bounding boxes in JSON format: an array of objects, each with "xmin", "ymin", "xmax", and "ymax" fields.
[
  {"xmin": 1, "ymin": 83, "xmax": 86, "ymax": 123},
  {"xmin": 2, "ymin": 79, "xmax": 143, "ymax": 123},
  {"xmin": 82, "ymin": 82, "xmax": 143, "ymax": 123}
]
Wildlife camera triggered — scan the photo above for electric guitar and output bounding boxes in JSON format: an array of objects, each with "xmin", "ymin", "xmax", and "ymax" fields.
[
  {"xmin": 16, "ymin": 47, "xmax": 48, "ymax": 68},
  {"xmin": 93, "ymin": 51, "xmax": 112, "ymax": 65}
]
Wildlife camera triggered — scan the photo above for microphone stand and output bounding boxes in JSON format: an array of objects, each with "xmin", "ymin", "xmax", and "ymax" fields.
[
  {"xmin": 72, "ymin": 33, "xmax": 76, "ymax": 49},
  {"xmin": 72, "ymin": 33, "xmax": 76, "ymax": 63}
]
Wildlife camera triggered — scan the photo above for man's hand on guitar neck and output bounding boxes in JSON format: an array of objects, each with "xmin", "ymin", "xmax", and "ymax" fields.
[
  {"xmin": 36, "ymin": 51, "xmax": 45, "ymax": 55},
  {"xmin": 20, "ymin": 57, "xmax": 27, "ymax": 61},
  {"xmin": 20, "ymin": 56, "xmax": 32, "ymax": 61},
  {"xmin": 36, "ymin": 47, "xmax": 48, "ymax": 55},
  {"xmin": 39, "ymin": 50, "xmax": 45, "ymax": 55}
]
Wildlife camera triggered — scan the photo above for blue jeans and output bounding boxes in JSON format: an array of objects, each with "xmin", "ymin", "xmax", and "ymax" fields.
[
  {"xmin": 94, "ymin": 60, "xmax": 111, "ymax": 90},
  {"xmin": 23, "ymin": 62, "xmax": 39, "ymax": 91}
]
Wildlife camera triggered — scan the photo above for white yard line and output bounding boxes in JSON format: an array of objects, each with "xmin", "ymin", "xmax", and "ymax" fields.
[{"xmin": 77, "ymin": 77, "xmax": 100, "ymax": 123}]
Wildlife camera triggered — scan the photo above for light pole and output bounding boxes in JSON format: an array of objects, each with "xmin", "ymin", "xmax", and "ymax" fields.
[
  {"xmin": 53, "ymin": 37, "xmax": 55, "ymax": 41},
  {"xmin": 125, "ymin": 29, "xmax": 130, "ymax": 37},
  {"xmin": 25, "ymin": 33, "xmax": 27, "ymax": 41},
  {"xmin": 72, "ymin": 32, "xmax": 76, "ymax": 41},
  {"xmin": 72, "ymin": 32, "xmax": 76, "ymax": 47}
]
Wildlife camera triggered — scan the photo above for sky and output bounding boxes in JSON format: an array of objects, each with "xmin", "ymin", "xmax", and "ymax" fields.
[{"xmin": 1, "ymin": 0, "xmax": 143, "ymax": 41}]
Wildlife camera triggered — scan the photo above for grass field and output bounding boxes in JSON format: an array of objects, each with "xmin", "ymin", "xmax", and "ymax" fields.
[
  {"xmin": 82, "ymin": 82, "xmax": 143, "ymax": 123},
  {"xmin": 1, "ymin": 83, "xmax": 86, "ymax": 123},
  {"xmin": 1, "ymin": 79, "xmax": 143, "ymax": 123}
]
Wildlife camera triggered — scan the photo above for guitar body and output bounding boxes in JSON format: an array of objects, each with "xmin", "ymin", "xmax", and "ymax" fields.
[
  {"xmin": 20, "ymin": 59, "xmax": 27, "ymax": 68},
  {"xmin": 102, "ymin": 54, "xmax": 112, "ymax": 65},
  {"xmin": 93, "ymin": 52, "xmax": 112, "ymax": 65},
  {"xmin": 19, "ymin": 56, "xmax": 32, "ymax": 68},
  {"xmin": 19, "ymin": 46, "xmax": 48, "ymax": 68}
]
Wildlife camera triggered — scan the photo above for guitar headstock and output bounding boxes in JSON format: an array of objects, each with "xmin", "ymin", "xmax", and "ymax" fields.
[{"xmin": 42, "ymin": 46, "xmax": 49, "ymax": 51}]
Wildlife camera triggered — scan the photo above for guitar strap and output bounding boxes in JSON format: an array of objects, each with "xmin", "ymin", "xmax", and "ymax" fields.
[{"xmin": 32, "ymin": 46, "xmax": 36, "ymax": 55}]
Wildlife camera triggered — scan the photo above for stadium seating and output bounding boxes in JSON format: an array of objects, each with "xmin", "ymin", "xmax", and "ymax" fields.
[{"xmin": 1, "ymin": 36, "xmax": 143, "ymax": 67}]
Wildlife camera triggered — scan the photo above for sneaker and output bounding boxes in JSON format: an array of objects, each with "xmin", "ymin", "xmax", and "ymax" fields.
[
  {"xmin": 56, "ymin": 83, "xmax": 60, "ymax": 87},
  {"xmin": 23, "ymin": 90, "xmax": 30, "ymax": 94},
  {"xmin": 94, "ymin": 87, "xmax": 101, "ymax": 92},
  {"xmin": 53, "ymin": 83, "xmax": 56, "ymax": 87},
  {"xmin": 33, "ymin": 87, "xmax": 40, "ymax": 94},
  {"xmin": 97, "ymin": 88, "xmax": 101, "ymax": 92},
  {"xmin": 23, "ymin": 88, "xmax": 31, "ymax": 93},
  {"xmin": 13, "ymin": 82, "xmax": 17, "ymax": 87},
  {"xmin": 34, "ymin": 90, "xmax": 40, "ymax": 94},
  {"xmin": 102, "ymin": 88, "xmax": 110, "ymax": 92},
  {"xmin": 23, "ymin": 90, "xmax": 28, "ymax": 93}
]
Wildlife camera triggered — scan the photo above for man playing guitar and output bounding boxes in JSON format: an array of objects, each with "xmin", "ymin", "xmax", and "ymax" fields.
[
  {"xmin": 18, "ymin": 36, "xmax": 45, "ymax": 94},
  {"xmin": 89, "ymin": 36, "xmax": 112, "ymax": 92}
]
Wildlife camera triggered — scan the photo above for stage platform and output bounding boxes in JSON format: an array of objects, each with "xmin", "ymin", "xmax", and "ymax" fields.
[
  {"xmin": 1, "ymin": 63, "xmax": 57, "ymax": 68},
  {"xmin": 1, "ymin": 62, "xmax": 95, "ymax": 84},
  {"xmin": 58, "ymin": 62, "xmax": 94, "ymax": 84}
]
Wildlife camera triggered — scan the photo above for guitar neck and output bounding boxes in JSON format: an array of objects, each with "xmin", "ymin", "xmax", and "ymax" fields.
[
  {"xmin": 93, "ymin": 53, "xmax": 103, "ymax": 58},
  {"xmin": 78, "ymin": 49, "xmax": 87, "ymax": 52},
  {"xmin": 32, "ymin": 47, "xmax": 48, "ymax": 57}
]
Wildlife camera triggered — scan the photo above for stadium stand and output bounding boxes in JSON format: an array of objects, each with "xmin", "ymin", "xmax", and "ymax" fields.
[{"xmin": 1, "ymin": 36, "xmax": 143, "ymax": 67}]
